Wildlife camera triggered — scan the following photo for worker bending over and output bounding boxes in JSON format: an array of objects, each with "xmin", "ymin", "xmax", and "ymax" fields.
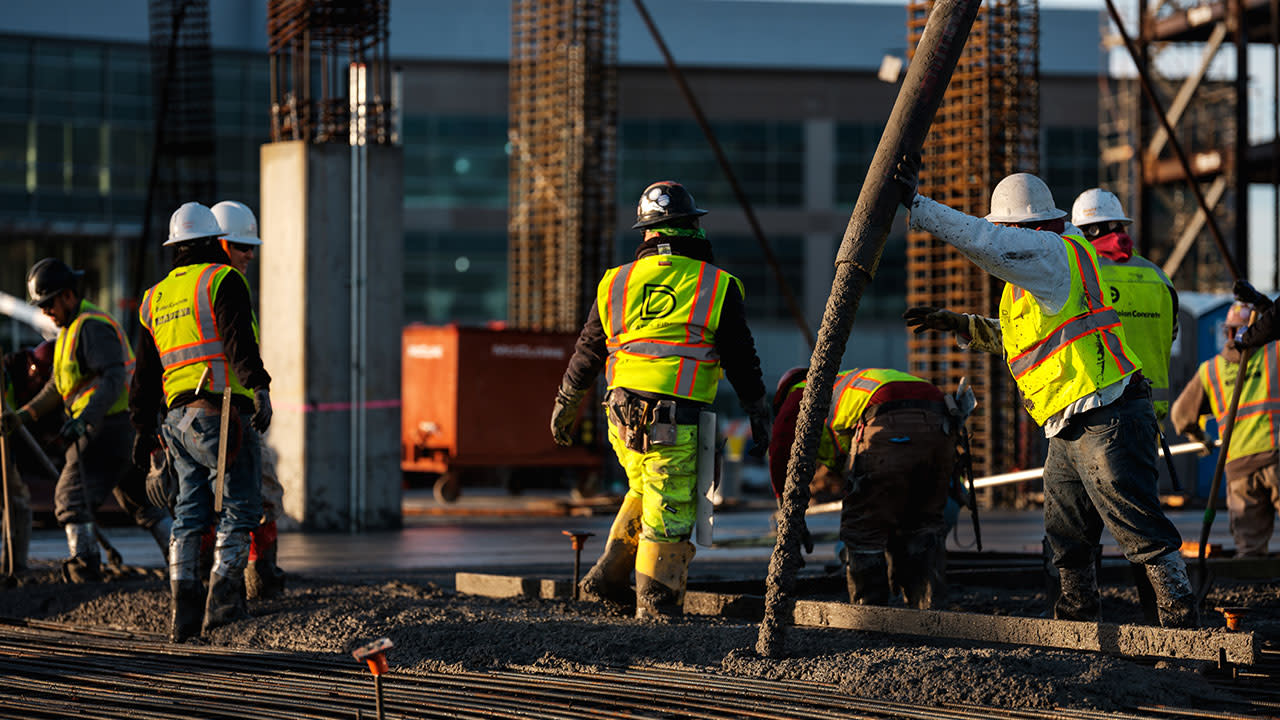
[
  {"xmin": 1, "ymin": 258, "xmax": 171, "ymax": 581},
  {"xmin": 130, "ymin": 201, "xmax": 272, "ymax": 641},
  {"xmin": 1171, "ymin": 301, "xmax": 1280, "ymax": 556},
  {"xmin": 551, "ymin": 181, "xmax": 770, "ymax": 618},
  {"xmin": 769, "ymin": 367, "xmax": 955, "ymax": 608},
  {"xmin": 896, "ymin": 165, "xmax": 1197, "ymax": 628}
]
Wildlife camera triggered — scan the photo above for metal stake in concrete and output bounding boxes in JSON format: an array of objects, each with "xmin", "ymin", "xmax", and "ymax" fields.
[
  {"xmin": 755, "ymin": 0, "xmax": 982, "ymax": 659},
  {"xmin": 562, "ymin": 531, "xmax": 594, "ymax": 600},
  {"xmin": 353, "ymin": 637, "xmax": 393, "ymax": 720}
]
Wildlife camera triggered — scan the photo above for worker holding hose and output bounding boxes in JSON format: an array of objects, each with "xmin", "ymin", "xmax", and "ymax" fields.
[
  {"xmin": 1171, "ymin": 301, "xmax": 1280, "ymax": 557},
  {"xmin": 0, "ymin": 258, "xmax": 172, "ymax": 582},
  {"xmin": 895, "ymin": 165, "xmax": 1198, "ymax": 628},
  {"xmin": 551, "ymin": 181, "xmax": 770, "ymax": 619}
]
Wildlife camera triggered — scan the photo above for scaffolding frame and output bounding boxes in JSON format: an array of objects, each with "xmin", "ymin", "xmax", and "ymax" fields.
[
  {"xmin": 905, "ymin": 0, "xmax": 1042, "ymax": 483},
  {"xmin": 508, "ymin": 0, "xmax": 619, "ymax": 332}
]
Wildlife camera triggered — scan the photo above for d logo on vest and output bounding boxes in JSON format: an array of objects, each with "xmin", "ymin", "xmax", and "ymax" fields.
[
  {"xmin": 641, "ymin": 284, "xmax": 677, "ymax": 320},
  {"xmin": 1109, "ymin": 286, "xmax": 1119, "ymax": 303}
]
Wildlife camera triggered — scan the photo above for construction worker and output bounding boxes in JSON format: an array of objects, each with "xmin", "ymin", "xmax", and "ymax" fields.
[
  {"xmin": 769, "ymin": 367, "xmax": 955, "ymax": 608},
  {"xmin": 0, "ymin": 258, "xmax": 172, "ymax": 582},
  {"xmin": 211, "ymin": 200, "xmax": 286, "ymax": 600},
  {"xmin": 551, "ymin": 180, "xmax": 770, "ymax": 618},
  {"xmin": 1, "ymin": 348, "xmax": 31, "ymax": 579},
  {"xmin": 894, "ymin": 166, "xmax": 1198, "ymax": 628},
  {"xmin": 1071, "ymin": 188, "xmax": 1178, "ymax": 419},
  {"xmin": 1171, "ymin": 301, "xmax": 1280, "ymax": 556},
  {"xmin": 130, "ymin": 201, "xmax": 272, "ymax": 641}
]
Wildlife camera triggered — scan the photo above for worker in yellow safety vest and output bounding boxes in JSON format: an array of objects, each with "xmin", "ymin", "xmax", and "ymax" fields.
[
  {"xmin": 895, "ymin": 165, "xmax": 1197, "ymax": 628},
  {"xmin": 0, "ymin": 258, "xmax": 171, "ymax": 581},
  {"xmin": 130, "ymin": 201, "xmax": 272, "ymax": 642},
  {"xmin": 551, "ymin": 180, "xmax": 770, "ymax": 618},
  {"xmin": 1171, "ymin": 301, "xmax": 1280, "ymax": 556},
  {"xmin": 1071, "ymin": 188, "xmax": 1177, "ymax": 420}
]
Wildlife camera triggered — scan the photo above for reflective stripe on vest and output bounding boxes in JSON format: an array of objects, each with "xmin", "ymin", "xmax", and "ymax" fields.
[
  {"xmin": 53, "ymin": 299, "xmax": 134, "ymax": 419},
  {"xmin": 598, "ymin": 254, "xmax": 740, "ymax": 403},
  {"xmin": 1098, "ymin": 254, "xmax": 1174, "ymax": 419},
  {"xmin": 1200, "ymin": 342, "xmax": 1280, "ymax": 461},
  {"xmin": 999, "ymin": 235, "xmax": 1140, "ymax": 425},
  {"xmin": 791, "ymin": 368, "xmax": 932, "ymax": 468},
  {"xmin": 140, "ymin": 263, "xmax": 253, "ymax": 406}
]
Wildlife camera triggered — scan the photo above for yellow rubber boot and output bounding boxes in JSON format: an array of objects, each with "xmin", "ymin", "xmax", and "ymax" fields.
[
  {"xmin": 635, "ymin": 538, "xmax": 695, "ymax": 619},
  {"xmin": 578, "ymin": 493, "xmax": 643, "ymax": 607}
]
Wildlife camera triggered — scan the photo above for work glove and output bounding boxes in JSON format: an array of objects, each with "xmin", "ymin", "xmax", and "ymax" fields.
[
  {"xmin": 59, "ymin": 416, "xmax": 87, "ymax": 442},
  {"xmin": 1181, "ymin": 426, "xmax": 1214, "ymax": 457},
  {"xmin": 892, "ymin": 151, "xmax": 922, "ymax": 209},
  {"xmin": 0, "ymin": 408, "xmax": 29, "ymax": 437},
  {"xmin": 550, "ymin": 382, "xmax": 587, "ymax": 447},
  {"xmin": 743, "ymin": 395, "xmax": 773, "ymax": 459},
  {"xmin": 1232, "ymin": 279, "xmax": 1273, "ymax": 311},
  {"xmin": 132, "ymin": 431, "xmax": 159, "ymax": 472},
  {"xmin": 251, "ymin": 388, "xmax": 272, "ymax": 433},
  {"xmin": 145, "ymin": 446, "xmax": 177, "ymax": 511},
  {"xmin": 903, "ymin": 306, "xmax": 968, "ymax": 335}
]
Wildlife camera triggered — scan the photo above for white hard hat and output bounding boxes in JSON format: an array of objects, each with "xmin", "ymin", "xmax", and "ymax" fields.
[
  {"xmin": 165, "ymin": 202, "xmax": 223, "ymax": 246},
  {"xmin": 211, "ymin": 200, "xmax": 262, "ymax": 246},
  {"xmin": 1070, "ymin": 188, "xmax": 1131, "ymax": 228},
  {"xmin": 984, "ymin": 173, "xmax": 1067, "ymax": 224}
]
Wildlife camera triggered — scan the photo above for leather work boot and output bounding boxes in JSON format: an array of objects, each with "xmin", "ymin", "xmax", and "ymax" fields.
[
  {"xmin": 846, "ymin": 550, "xmax": 890, "ymax": 606},
  {"xmin": 1144, "ymin": 551, "xmax": 1200, "ymax": 629},
  {"xmin": 634, "ymin": 538, "xmax": 695, "ymax": 619},
  {"xmin": 169, "ymin": 534, "xmax": 205, "ymax": 642},
  {"xmin": 245, "ymin": 520, "xmax": 286, "ymax": 600},
  {"xmin": 579, "ymin": 494, "xmax": 642, "ymax": 608},
  {"xmin": 61, "ymin": 522, "xmax": 103, "ymax": 583},
  {"xmin": 1054, "ymin": 563, "xmax": 1101, "ymax": 622},
  {"xmin": 203, "ymin": 530, "xmax": 252, "ymax": 634}
]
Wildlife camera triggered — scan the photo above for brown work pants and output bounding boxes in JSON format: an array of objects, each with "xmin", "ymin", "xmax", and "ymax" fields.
[
  {"xmin": 1227, "ymin": 462, "xmax": 1280, "ymax": 556},
  {"xmin": 840, "ymin": 408, "xmax": 953, "ymax": 553}
]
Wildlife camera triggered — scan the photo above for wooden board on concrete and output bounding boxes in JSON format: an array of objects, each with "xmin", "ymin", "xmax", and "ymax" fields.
[{"xmin": 793, "ymin": 599, "xmax": 1259, "ymax": 665}]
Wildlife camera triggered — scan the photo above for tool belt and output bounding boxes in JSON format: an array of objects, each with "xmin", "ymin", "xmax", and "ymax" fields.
[{"xmin": 606, "ymin": 388, "xmax": 701, "ymax": 452}]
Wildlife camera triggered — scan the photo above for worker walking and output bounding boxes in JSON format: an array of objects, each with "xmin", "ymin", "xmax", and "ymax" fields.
[
  {"xmin": 130, "ymin": 201, "xmax": 272, "ymax": 641},
  {"xmin": 895, "ymin": 166, "xmax": 1197, "ymax": 628},
  {"xmin": 1171, "ymin": 301, "xmax": 1280, "ymax": 556},
  {"xmin": 1071, "ymin": 189, "xmax": 1178, "ymax": 419},
  {"xmin": 551, "ymin": 181, "xmax": 770, "ymax": 618},
  {"xmin": 0, "ymin": 258, "xmax": 171, "ymax": 581},
  {"xmin": 769, "ymin": 367, "xmax": 955, "ymax": 608},
  {"xmin": 211, "ymin": 200, "xmax": 287, "ymax": 600}
]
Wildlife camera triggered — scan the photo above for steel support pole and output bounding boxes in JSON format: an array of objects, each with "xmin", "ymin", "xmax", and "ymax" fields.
[{"xmin": 755, "ymin": 0, "xmax": 980, "ymax": 658}]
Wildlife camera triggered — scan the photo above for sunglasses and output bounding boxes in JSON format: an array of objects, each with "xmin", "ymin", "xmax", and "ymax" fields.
[
  {"xmin": 228, "ymin": 241, "xmax": 256, "ymax": 253},
  {"xmin": 1081, "ymin": 221, "xmax": 1125, "ymax": 240}
]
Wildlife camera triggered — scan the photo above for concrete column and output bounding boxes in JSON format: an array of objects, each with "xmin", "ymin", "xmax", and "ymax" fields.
[
  {"xmin": 804, "ymin": 118, "xmax": 836, "ymax": 327},
  {"xmin": 259, "ymin": 141, "xmax": 404, "ymax": 530}
]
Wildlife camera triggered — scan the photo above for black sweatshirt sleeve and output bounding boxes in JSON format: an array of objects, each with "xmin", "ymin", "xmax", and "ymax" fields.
[
  {"xmin": 715, "ymin": 282, "xmax": 766, "ymax": 406},
  {"xmin": 129, "ymin": 326, "xmax": 164, "ymax": 434},
  {"xmin": 212, "ymin": 271, "xmax": 271, "ymax": 391},
  {"xmin": 560, "ymin": 302, "xmax": 608, "ymax": 394}
]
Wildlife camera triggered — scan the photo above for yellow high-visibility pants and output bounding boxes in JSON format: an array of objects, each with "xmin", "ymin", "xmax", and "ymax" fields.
[{"xmin": 607, "ymin": 420, "xmax": 698, "ymax": 542}]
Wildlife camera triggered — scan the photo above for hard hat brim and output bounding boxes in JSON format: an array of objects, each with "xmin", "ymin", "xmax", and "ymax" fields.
[
  {"xmin": 164, "ymin": 233, "xmax": 223, "ymax": 246},
  {"xmin": 221, "ymin": 233, "xmax": 263, "ymax": 246},
  {"xmin": 1075, "ymin": 214, "xmax": 1132, "ymax": 227},
  {"xmin": 632, "ymin": 208, "xmax": 708, "ymax": 230},
  {"xmin": 983, "ymin": 206, "xmax": 1068, "ymax": 224}
]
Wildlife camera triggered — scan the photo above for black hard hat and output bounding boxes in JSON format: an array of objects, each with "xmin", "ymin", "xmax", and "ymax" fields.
[
  {"xmin": 632, "ymin": 181, "xmax": 708, "ymax": 229},
  {"xmin": 26, "ymin": 258, "xmax": 82, "ymax": 307}
]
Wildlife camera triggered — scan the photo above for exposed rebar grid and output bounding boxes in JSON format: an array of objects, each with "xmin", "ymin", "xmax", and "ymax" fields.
[
  {"xmin": 903, "ymin": 0, "xmax": 1041, "ymax": 486},
  {"xmin": 508, "ymin": 0, "xmax": 619, "ymax": 332}
]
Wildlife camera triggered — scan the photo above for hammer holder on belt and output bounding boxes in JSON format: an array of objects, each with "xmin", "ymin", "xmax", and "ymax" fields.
[{"xmin": 607, "ymin": 390, "xmax": 696, "ymax": 452}]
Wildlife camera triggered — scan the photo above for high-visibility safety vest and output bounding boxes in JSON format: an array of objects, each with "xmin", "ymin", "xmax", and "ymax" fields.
[
  {"xmin": 1098, "ymin": 254, "xmax": 1174, "ymax": 419},
  {"xmin": 788, "ymin": 368, "xmax": 932, "ymax": 467},
  {"xmin": 1198, "ymin": 342, "xmax": 1280, "ymax": 462},
  {"xmin": 598, "ymin": 253, "xmax": 741, "ymax": 403},
  {"xmin": 999, "ymin": 235, "xmax": 1141, "ymax": 425},
  {"xmin": 53, "ymin": 299, "xmax": 135, "ymax": 419},
  {"xmin": 140, "ymin": 263, "xmax": 254, "ymax": 407}
]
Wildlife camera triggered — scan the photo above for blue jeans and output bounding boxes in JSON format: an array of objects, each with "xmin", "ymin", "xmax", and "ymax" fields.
[
  {"xmin": 1043, "ymin": 394, "xmax": 1182, "ymax": 569},
  {"xmin": 161, "ymin": 405, "xmax": 262, "ymax": 541}
]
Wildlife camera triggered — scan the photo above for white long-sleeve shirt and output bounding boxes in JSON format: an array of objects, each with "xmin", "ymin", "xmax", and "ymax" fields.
[{"xmin": 907, "ymin": 194, "xmax": 1132, "ymax": 438}]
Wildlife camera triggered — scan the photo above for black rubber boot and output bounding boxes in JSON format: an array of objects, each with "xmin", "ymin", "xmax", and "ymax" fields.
[
  {"xmin": 1054, "ymin": 564, "xmax": 1101, "ymax": 621},
  {"xmin": 899, "ymin": 534, "xmax": 947, "ymax": 610},
  {"xmin": 1144, "ymin": 551, "xmax": 1199, "ymax": 629},
  {"xmin": 245, "ymin": 521, "xmax": 286, "ymax": 601},
  {"xmin": 170, "ymin": 580, "xmax": 206, "ymax": 642},
  {"xmin": 846, "ymin": 551, "xmax": 890, "ymax": 606},
  {"xmin": 202, "ymin": 530, "xmax": 251, "ymax": 634}
]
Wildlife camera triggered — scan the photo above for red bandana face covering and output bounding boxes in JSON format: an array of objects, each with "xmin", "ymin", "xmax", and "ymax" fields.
[{"xmin": 1091, "ymin": 231, "xmax": 1133, "ymax": 262}]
